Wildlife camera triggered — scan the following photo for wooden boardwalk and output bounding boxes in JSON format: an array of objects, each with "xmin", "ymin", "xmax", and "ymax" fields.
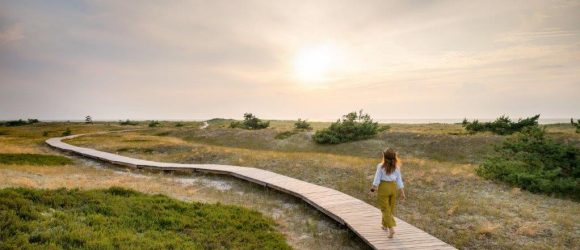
[{"xmin": 46, "ymin": 134, "xmax": 456, "ymax": 250}]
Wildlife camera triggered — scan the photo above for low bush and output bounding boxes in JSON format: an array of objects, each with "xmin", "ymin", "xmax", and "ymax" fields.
[
  {"xmin": 477, "ymin": 126, "xmax": 579, "ymax": 199},
  {"xmin": 294, "ymin": 119, "xmax": 312, "ymax": 130},
  {"xmin": 119, "ymin": 119, "xmax": 139, "ymax": 126},
  {"xmin": 0, "ymin": 153, "xmax": 73, "ymax": 165},
  {"xmin": 148, "ymin": 120, "xmax": 161, "ymax": 127},
  {"xmin": 62, "ymin": 128, "xmax": 72, "ymax": 136},
  {"xmin": 462, "ymin": 114, "xmax": 540, "ymax": 135},
  {"xmin": 230, "ymin": 113, "xmax": 270, "ymax": 130},
  {"xmin": 313, "ymin": 110, "xmax": 380, "ymax": 144},
  {"xmin": 0, "ymin": 187, "xmax": 290, "ymax": 249},
  {"xmin": 2, "ymin": 119, "xmax": 40, "ymax": 127}
]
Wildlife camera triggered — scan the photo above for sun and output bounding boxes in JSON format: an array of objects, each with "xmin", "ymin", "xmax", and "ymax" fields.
[{"xmin": 293, "ymin": 44, "xmax": 340, "ymax": 83}]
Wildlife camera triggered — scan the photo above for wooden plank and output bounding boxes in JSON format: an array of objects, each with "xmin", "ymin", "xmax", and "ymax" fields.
[{"xmin": 46, "ymin": 134, "xmax": 457, "ymax": 250}]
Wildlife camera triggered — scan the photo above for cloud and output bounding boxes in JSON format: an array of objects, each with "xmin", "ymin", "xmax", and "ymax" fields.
[
  {"xmin": 0, "ymin": 24, "xmax": 22, "ymax": 45},
  {"xmin": 0, "ymin": 0, "xmax": 579, "ymax": 120}
]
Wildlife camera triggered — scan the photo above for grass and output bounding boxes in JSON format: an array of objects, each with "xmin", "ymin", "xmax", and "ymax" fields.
[
  {"xmin": 0, "ymin": 121, "xmax": 369, "ymax": 250},
  {"xmin": 0, "ymin": 153, "xmax": 73, "ymax": 166},
  {"xmin": 66, "ymin": 120, "xmax": 580, "ymax": 250},
  {"xmin": 275, "ymin": 131, "xmax": 298, "ymax": 140},
  {"xmin": 0, "ymin": 187, "xmax": 290, "ymax": 249}
]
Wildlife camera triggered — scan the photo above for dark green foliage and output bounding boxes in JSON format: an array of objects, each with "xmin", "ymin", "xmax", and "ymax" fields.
[
  {"xmin": 62, "ymin": 128, "xmax": 72, "ymax": 136},
  {"xmin": 42, "ymin": 131, "xmax": 49, "ymax": 137},
  {"xmin": 0, "ymin": 153, "xmax": 73, "ymax": 166},
  {"xmin": 230, "ymin": 113, "xmax": 270, "ymax": 130},
  {"xmin": 275, "ymin": 131, "xmax": 297, "ymax": 140},
  {"xmin": 0, "ymin": 187, "xmax": 291, "ymax": 250},
  {"xmin": 85, "ymin": 115, "xmax": 92, "ymax": 124},
  {"xmin": 313, "ymin": 110, "xmax": 380, "ymax": 144},
  {"xmin": 571, "ymin": 118, "xmax": 580, "ymax": 133},
  {"xmin": 477, "ymin": 127, "xmax": 579, "ymax": 199},
  {"xmin": 148, "ymin": 120, "xmax": 161, "ymax": 127},
  {"xmin": 119, "ymin": 119, "xmax": 139, "ymax": 126},
  {"xmin": 175, "ymin": 122, "xmax": 184, "ymax": 127},
  {"xmin": 294, "ymin": 119, "xmax": 312, "ymax": 130},
  {"xmin": 462, "ymin": 114, "xmax": 540, "ymax": 135},
  {"xmin": 2, "ymin": 119, "xmax": 40, "ymax": 127}
]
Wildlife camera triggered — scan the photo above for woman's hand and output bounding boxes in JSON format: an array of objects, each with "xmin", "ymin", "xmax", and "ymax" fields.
[{"xmin": 399, "ymin": 189, "xmax": 406, "ymax": 202}]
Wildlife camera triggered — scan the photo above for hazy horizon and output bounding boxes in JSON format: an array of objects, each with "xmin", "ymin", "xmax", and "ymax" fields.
[{"xmin": 1, "ymin": 1, "xmax": 579, "ymax": 120}]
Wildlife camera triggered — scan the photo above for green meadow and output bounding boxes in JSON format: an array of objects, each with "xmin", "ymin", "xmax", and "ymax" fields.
[
  {"xmin": 0, "ymin": 120, "xmax": 578, "ymax": 249},
  {"xmin": 66, "ymin": 120, "xmax": 580, "ymax": 249}
]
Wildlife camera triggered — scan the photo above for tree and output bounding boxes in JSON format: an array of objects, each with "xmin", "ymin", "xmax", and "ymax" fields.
[
  {"xmin": 230, "ymin": 113, "xmax": 270, "ymax": 130},
  {"xmin": 313, "ymin": 110, "xmax": 380, "ymax": 144},
  {"xmin": 571, "ymin": 118, "xmax": 580, "ymax": 133},
  {"xmin": 85, "ymin": 115, "xmax": 93, "ymax": 124},
  {"xmin": 294, "ymin": 119, "xmax": 312, "ymax": 130}
]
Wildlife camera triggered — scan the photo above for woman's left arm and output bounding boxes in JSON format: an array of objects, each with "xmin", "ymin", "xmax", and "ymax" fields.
[
  {"xmin": 370, "ymin": 165, "xmax": 382, "ymax": 192},
  {"xmin": 396, "ymin": 169, "xmax": 406, "ymax": 200}
]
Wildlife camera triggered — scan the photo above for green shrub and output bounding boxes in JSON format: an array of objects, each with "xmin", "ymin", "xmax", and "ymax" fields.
[
  {"xmin": 230, "ymin": 113, "xmax": 270, "ymax": 130},
  {"xmin": 42, "ymin": 131, "xmax": 49, "ymax": 137},
  {"xmin": 313, "ymin": 110, "xmax": 380, "ymax": 144},
  {"xmin": 62, "ymin": 128, "xmax": 72, "ymax": 136},
  {"xmin": 119, "ymin": 119, "xmax": 139, "ymax": 126},
  {"xmin": 0, "ymin": 153, "xmax": 73, "ymax": 165},
  {"xmin": 477, "ymin": 127, "xmax": 579, "ymax": 199},
  {"xmin": 2, "ymin": 119, "xmax": 40, "ymax": 127},
  {"xmin": 175, "ymin": 122, "xmax": 184, "ymax": 127},
  {"xmin": 85, "ymin": 115, "xmax": 93, "ymax": 124},
  {"xmin": 148, "ymin": 120, "xmax": 161, "ymax": 127},
  {"xmin": 0, "ymin": 187, "xmax": 291, "ymax": 250},
  {"xmin": 462, "ymin": 114, "xmax": 540, "ymax": 135},
  {"xmin": 294, "ymin": 119, "xmax": 312, "ymax": 130}
]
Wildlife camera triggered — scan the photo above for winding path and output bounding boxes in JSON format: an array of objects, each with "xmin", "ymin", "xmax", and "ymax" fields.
[{"xmin": 46, "ymin": 133, "xmax": 455, "ymax": 250}]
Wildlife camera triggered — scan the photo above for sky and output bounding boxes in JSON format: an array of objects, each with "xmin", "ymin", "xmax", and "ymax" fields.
[{"xmin": 1, "ymin": 0, "xmax": 579, "ymax": 121}]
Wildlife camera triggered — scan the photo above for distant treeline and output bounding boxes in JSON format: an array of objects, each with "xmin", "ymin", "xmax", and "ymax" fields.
[
  {"xmin": 1, "ymin": 119, "xmax": 40, "ymax": 127},
  {"xmin": 462, "ymin": 115, "xmax": 540, "ymax": 135}
]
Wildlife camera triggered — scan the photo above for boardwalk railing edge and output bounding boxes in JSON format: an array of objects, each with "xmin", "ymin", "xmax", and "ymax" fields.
[{"xmin": 46, "ymin": 133, "xmax": 456, "ymax": 250}]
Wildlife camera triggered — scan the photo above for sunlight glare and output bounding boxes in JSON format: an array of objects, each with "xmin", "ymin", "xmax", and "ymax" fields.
[{"xmin": 293, "ymin": 44, "xmax": 341, "ymax": 83}]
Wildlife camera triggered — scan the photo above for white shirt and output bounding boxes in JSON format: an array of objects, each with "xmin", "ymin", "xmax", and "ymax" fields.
[{"xmin": 372, "ymin": 163, "xmax": 404, "ymax": 189}]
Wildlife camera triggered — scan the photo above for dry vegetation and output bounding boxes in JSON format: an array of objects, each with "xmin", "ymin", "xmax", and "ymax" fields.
[
  {"xmin": 65, "ymin": 121, "xmax": 580, "ymax": 250},
  {"xmin": 0, "ymin": 122, "xmax": 368, "ymax": 250}
]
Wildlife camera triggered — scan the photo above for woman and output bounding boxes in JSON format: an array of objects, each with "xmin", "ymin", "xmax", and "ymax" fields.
[{"xmin": 370, "ymin": 148, "xmax": 406, "ymax": 238}]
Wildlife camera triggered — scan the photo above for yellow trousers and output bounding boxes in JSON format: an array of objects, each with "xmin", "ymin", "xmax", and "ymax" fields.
[{"xmin": 377, "ymin": 181, "xmax": 397, "ymax": 228}]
